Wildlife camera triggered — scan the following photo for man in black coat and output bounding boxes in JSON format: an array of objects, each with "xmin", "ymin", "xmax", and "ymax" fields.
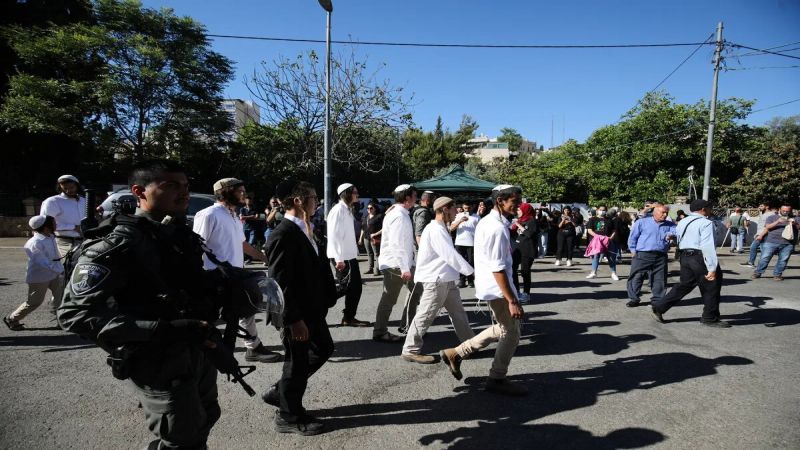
[{"xmin": 263, "ymin": 180, "xmax": 337, "ymax": 436}]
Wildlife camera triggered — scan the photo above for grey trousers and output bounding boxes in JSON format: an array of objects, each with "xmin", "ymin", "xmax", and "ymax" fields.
[
  {"xmin": 455, "ymin": 299, "xmax": 520, "ymax": 380},
  {"xmin": 131, "ymin": 350, "xmax": 220, "ymax": 449},
  {"xmin": 373, "ymin": 268, "xmax": 422, "ymax": 337},
  {"xmin": 626, "ymin": 251, "xmax": 668, "ymax": 302},
  {"xmin": 402, "ymin": 280, "xmax": 475, "ymax": 355}
]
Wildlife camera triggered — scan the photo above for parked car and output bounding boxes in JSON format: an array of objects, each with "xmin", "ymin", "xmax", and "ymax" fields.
[{"xmin": 97, "ymin": 190, "xmax": 215, "ymax": 224}]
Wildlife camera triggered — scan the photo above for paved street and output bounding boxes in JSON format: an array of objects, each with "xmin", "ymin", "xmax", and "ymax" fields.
[{"xmin": 0, "ymin": 237, "xmax": 798, "ymax": 449}]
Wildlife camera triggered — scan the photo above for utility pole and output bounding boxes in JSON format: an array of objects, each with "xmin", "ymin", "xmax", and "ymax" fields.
[
  {"xmin": 319, "ymin": 0, "xmax": 333, "ymax": 214},
  {"xmin": 702, "ymin": 21, "xmax": 723, "ymax": 201}
]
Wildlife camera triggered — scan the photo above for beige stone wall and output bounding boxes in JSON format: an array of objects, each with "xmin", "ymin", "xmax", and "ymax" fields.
[{"xmin": 0, "ymin": 217, "xmax": 34, "ymax": 237}]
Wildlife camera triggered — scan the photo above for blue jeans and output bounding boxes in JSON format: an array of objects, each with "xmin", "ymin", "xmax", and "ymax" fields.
[
  {"xmin": 591, "ymin": 252, "xmax": 617, "ymax": 272},
  {"xmin": 263, "ymin": 227, "xmax": 273, "ymax": 244},
  {"xmin": 243, "ymin": 227, "xmax": 257, "ymax": 246},
  {"xmin": 730, "ymin": 231, "xmax": 745, "ymax": 252},
  {"xmin": 755, "ymin": 242, "xmax": 793, "ymax": 276},
  {"xmin": 747, "ymin": 239, "xmax": 762, "ymax": 265}
]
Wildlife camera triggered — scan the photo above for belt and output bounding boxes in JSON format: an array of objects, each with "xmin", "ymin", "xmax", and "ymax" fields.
[{"xmin": 680, "ymin": 249, "xmax": 702, "ymax": 256}]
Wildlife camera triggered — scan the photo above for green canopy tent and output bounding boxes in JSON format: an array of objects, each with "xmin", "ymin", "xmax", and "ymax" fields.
[{"xmin": 412, "ymin": 166, "xmax": 496, "ymax": 196}]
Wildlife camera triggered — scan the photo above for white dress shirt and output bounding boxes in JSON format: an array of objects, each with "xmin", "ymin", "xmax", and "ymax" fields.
[
  {"xmin": 286, "ymin": 213, "xmax": 318, "ymax": 255},
  {"xmin": 454, "ymin": 213, "xmax": 480, "ymax": 246},
  {"xmin": 326, "ymin": 200, "xmax": 359, "ymax": 262},
  {"xmin": 378, "ymin": 204, "xmax": 416, "ymax": 273},
  {"xmin": 40, "ymin": 193, "xmax": 87, "ymax": 237},
  {"xmin": 474, "ymin": 209, "xmax": 517, "ymax": 301},
  {"xmin": 193, "ymin": 203, "xmax": 245, "ymax": 269},
  {"xmin": 414, "ymin": 220, "xmax": 475, "ymax": 283},
  {"xmin": 25, "ymin": 233, "xmax": 64, "ymax": 283}
]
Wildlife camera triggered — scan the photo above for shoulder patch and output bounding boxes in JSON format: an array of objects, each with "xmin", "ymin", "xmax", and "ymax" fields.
[{"xmin": 70, "ymin": 263, "xmax": 111, "ymax": 295}]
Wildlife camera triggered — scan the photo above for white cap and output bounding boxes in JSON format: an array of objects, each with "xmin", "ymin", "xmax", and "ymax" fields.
[
  {"xmin": 337, "ymin": 183, "xmax": 354, "ymax": 195},
  {"xmin": 57, "ymin": 174, "xmax": 79, "ymax": 184},
  {"xmin": 29, "ymin": 215, "xmax": 47, "ymax": 230},
  {"xmin": 394, "ymin": 184, "xmax": 412, "ymax": 193},
  {"xmin": 493, "ymin": 184, "xmax": 515, "ymax": 191}
]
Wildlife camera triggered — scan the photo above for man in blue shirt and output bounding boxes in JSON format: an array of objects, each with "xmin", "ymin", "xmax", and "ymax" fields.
[
  {"xmin": 651, "ymin": 199, "xmax": 730, "ymax": 328},
  {"xmin": 626, "ymin": 203, "xmax": 676, "ymax": 307}
]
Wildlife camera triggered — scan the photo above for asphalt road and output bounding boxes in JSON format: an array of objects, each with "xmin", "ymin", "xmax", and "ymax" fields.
[{"xmin": 0, "ymin": 237, "xmax": 798, "ymax": 449}]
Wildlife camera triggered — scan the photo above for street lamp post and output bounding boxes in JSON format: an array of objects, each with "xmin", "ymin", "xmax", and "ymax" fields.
[{"xmin": 319, "ymin": 0, "xmax": 333, "ymax": 215}]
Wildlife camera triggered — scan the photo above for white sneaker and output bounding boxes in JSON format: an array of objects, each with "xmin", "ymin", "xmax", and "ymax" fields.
[
  {"xmin": 566, "ymin": 260, "xmax": 572, "ymax": 267},
  {"xmin": 554, "ymin": 260, "xmax": 561, "ymax": 266},
  {"xmin": 611, "ymin": 272, "xmax": 620, "ymax": 281},
  {"xmin": 586, "ymin": 272, "xmax": 597, "ymax": 279}
]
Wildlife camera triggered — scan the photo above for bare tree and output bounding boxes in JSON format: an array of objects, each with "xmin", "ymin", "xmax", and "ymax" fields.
[{"xmin": 245, "ymin": 48, "xmax": 414, "ymax": 172}]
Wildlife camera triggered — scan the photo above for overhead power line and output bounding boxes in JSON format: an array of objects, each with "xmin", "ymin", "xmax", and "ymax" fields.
[
  {"xmin": 725, "ymin": 65, "xmax": 800, "ymax": 71},
  {"xmin": 206, "ymin": 33, "xmax": 713, "ymax": 49},
  {"xmin": 729, "ymin": 40, "xmax": 800, "ymax": 57},
  {"xmin": 649, "ymin": 32, "xmax": 716, "ymax": 93},
  {"xmin": 728, "ymin": 43, "xmax": 800, "ymax": 61},
  {"xmin": 751, "ymin": 98, "xmax": 800, "ymax": 114}
]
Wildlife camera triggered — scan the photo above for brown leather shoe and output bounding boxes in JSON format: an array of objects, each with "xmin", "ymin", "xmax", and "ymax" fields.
[
  {"xmin": 439, "ymin": 348, "xmax": 463, "ymax": 380},
  {"xmin": 401, "ymin": 353, "xmax": 436, "ymax": 364}
]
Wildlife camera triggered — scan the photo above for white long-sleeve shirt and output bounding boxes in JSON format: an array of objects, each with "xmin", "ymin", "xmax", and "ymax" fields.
[
  {"xmin": 454, "ymin": 213, "xmax": 480, "ymax": 246},
  {"xmin": 25, "ymin": 233, "xmax": 64, "ymax": 283},
  {"xmin": 40, "ymin": 193, "xmax": 87, "ymax": 238},
  {"xmin": 326, "ymin": 200, "xmax": 359, "ymax": 262},
  {"xmin": 474, "ymin": 209, "xmax": 517, "ymax": 301},
  {"xmin": 414, "ymin": 221, "xmax": 474, "ymax": 283},
  {"xmin": 378, "ymin": 204, "xmax": 416, "ymax": 273}
]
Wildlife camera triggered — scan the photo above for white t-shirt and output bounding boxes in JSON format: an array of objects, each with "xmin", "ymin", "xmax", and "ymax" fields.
[
  {"xmin": 193, "ymin": 203, "xmax": 245, "ymax": 269},
  {"xmin": 474, "ymin": 209, "xmax": 517, "ymax": 301},
  {"xmin": 454, "ymin": 213, "xmax": 480, "ymax": 246},
  {"xmin": 40, "ymin": 193, "xmax": 87, "ymax": 237}
]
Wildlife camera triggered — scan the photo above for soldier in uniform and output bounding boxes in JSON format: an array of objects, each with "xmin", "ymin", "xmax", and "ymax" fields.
[{"xmin": 58, "ymin": 160, "xmax": 232, "ymax": 449}]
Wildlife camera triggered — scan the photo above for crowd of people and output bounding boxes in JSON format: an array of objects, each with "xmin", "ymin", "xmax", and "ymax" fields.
[{"xmin": 3, "ymin": 165, "xmax": 799, "ymax": 446}]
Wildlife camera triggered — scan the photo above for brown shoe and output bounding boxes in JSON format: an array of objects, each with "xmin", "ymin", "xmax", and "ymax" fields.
[
  {"xmin": 439, "ymin": 348, "xmax": 463, "ymax": 380},
  {"xmin": 341, "ymin": 317, "xmax": 371, "ymax": 327},
  {"xmin": 401, "ymin": 353, "xmax": 436, "ymax": 364},
  {"xmin": 773, "ymin": 276, "xmax": 784, "ymax": 281}
]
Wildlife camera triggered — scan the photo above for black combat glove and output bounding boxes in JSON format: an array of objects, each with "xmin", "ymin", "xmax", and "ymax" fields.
[
  {"xmin": 204, "ymin": 329, "xmax": 257, "ymax": 397},
  {"xmin": 153, "ymin": 319, "xmax": 210, "ymax": 344}
]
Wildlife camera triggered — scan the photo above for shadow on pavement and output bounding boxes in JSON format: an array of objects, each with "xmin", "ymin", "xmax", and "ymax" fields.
[
  {"xmin": 0, "ymin": 278, "xmax": 13, "ymax": 286},
  {"xmin": 0, "ymin": 332, "xmax": 91, "ymax": 349},
  {"xmin": 668, "ymin": 307, "xmax": 800, "ymax": 327},
  {"xmin": 314, "ymin": 352, "xmax": 751, "ymax": 444}
]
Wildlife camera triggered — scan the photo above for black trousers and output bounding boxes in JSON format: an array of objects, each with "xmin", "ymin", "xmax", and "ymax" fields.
[
  {"xmin": 556, "ymin": 232, "xmax": 575, "ymax": 260},
  {"xmin": 652, "ymin": 253, "xmax": 722, "ymax": 322},
  {"xmin": 332, "ymin": 258, "xmax": 363, "ymax": 320},
  {"xmin": 512, "ymin": 237, "xmax": 535, "ymax": 294},
  {"xmin": 455, "ymin": 245, "xmax": 474, "ymax": 283},
  {"xmin": 627, "ymin": 251, "xmax": 668, "ymax": 302},
  {"xmin": 278, "ymin": 315, "xmax": 334, "ymax": 422}
]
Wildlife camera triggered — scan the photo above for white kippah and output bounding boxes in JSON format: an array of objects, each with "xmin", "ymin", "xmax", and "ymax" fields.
[
  {"xmin": 337, "ymin": 183, "xmax": 354, "ymax": 195},
  {"xmin": 29, "ymin": 215, "xmax": 47, "ymax": 229},
  {"xmin": 493, "ymin": 184, "xmax": 514, "ymax": 191},
  {"xmin": 394, "ymin": 184, "xmax": 412, "ymax": 193}
]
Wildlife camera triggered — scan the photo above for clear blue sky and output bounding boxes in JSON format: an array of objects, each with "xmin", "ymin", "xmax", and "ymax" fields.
[{"xmin": 143, "ymin": 0, "xmax": 799, "ymax": 145}]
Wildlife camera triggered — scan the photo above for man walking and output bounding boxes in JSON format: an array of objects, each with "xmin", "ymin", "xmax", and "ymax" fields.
[
  {"xmin": 327, "ymin": 183, "xmax": 369, "ymax": 326},
  {"xmin": 626, "ymin": 203, "xmax": 676, "ymax": 307},
  {"xmin": 373, "ymin": 185, "xmax": 422, "ymax": 343},
  {"xmin": 651, "ymin": 200, "xmax": 729, "ymax": 328},
  {"xmin": 752, "ymin": 204, "xmax": 800, "ymax": 282},
  {"xmin": 402, "ymin": 197, "xmax": 475, "ymax": 364},
  {"xmin": 726, "ymin": 207, "xmax": 746, "ymax": 253},
  {"xmin": 452, "ymin": 200, "xmax": 479, "ymax": 288},
  {"xmin": 740, "ymin": 202, "xmax": 775, "ymax": 268},
  {"xmin": 193, "ymin": 178, "xmax": 281, "ymax": 363},
  {"xmin": 40, "ymin": 174, "xmax": 87, "ymax": 257},
  {"xmin": 413, "ymin": 190, "xmax": 435, "ymax": 245},
  {"xmin": 440, "ymin": 185, "xmax": 528, "ymax": 396},
  {"xmin": 264, "ymin": 180, "xmax": 336, "ymax": 435}
]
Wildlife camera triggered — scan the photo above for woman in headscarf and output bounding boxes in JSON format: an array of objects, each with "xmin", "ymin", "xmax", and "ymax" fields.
[{"xmin": 511, "ymin": 202, "xmax": 538, "ymax": 303}]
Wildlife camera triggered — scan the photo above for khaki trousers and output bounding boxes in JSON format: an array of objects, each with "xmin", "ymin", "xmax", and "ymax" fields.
[
  {"xmin": 10, "ymin": 276, "xmax": 64, "ymax": 321},
  {"xmin": 373, "ymin": 268, "xmax": 422, "ymax": 337},
  {"xmin": 403, "ymin": 280, "xmax": 475, "ymax": 355},
  {"xmin": 455, "ymin": 299, "xmax": 520, "ymax": 379}
]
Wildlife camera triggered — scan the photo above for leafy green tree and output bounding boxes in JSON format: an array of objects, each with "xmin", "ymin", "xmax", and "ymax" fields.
[{"xmin": 497, "ymin": 127, "xmax": 523, "ymax": 154}]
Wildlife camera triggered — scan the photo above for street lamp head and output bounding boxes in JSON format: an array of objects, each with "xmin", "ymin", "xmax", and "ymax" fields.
[
  {"xmin": 318, "ymin": 0, "xmax": 333, "ymax": 12},
  {"xmin": 687, "ymin": 165, "xmax": 695, "ymax": 172}
]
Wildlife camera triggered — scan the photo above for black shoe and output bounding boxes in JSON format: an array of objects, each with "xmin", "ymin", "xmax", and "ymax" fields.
[
  {"xmin": 468, "ymin": 281, "xmax": 475, "ymax": 288},
  {"xmin": 457, "ymin": 281, "xmax": 467, "ymax": 288},
  {"xmin": 245, "ymin": 344, "xmax": 282, "ymax": 363},
  {"xmin": 275, "ymin": 413, "xmax": 324, "ymax": 436},
  {"xmin": 626, "ymin": 300, "xmax": 640, "ymax": 307},
  {"xmin": 262, "ymin": 386, "xmax": 279, "ymax": 407},
  {"xmin": 650, "ymin": 308, "xmax": 665, "ymax": 324},
  {"xmin": 341, "ymin": 317, "xmax": 371, "ymax": 327},
  {"xmin": 702, "ymin": 319, "xmax": 731, "ymax": 328},
  {"xmin": 364, "ymin": 268, "xmax": 374, "ymax": 275},
  {"xmin": 397, "ymin": 325, "xmax": 408, "ymax": 335}
]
